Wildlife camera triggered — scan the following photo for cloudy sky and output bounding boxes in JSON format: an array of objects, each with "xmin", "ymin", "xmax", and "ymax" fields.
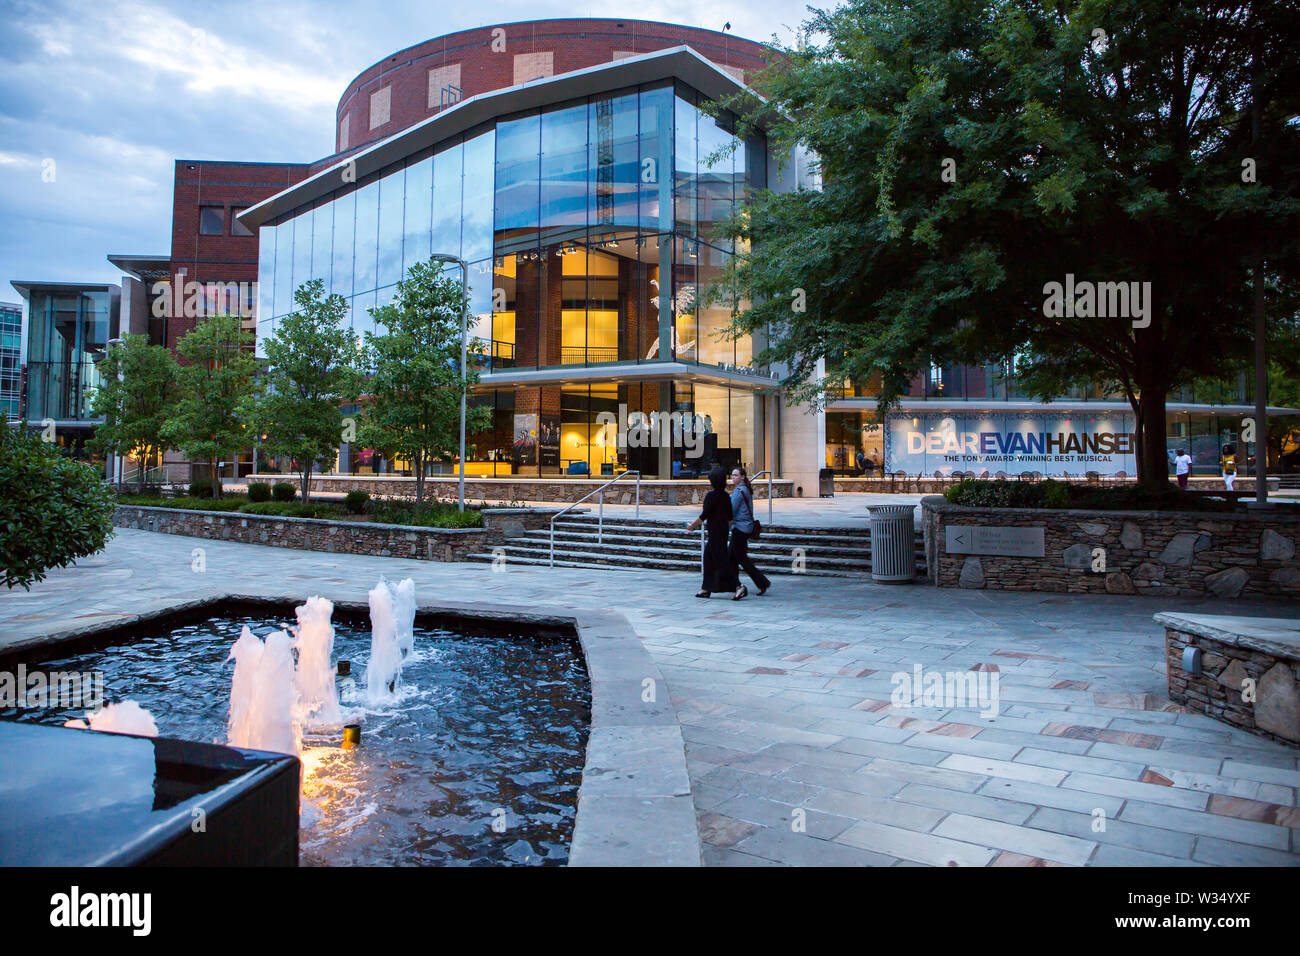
[{"xmin": 0, "ymin": 0, "xmax": 805, "ymax": 299}]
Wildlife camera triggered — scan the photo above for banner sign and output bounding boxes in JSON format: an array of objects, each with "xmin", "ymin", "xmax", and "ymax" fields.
[{"xmin": 884, "ymin": 411, "xmax": 1138, "ymax": 478}]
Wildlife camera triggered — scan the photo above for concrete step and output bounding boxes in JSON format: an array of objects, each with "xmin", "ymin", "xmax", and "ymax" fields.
[
  {"xmin": 465, "ymin": 548, "xmax": 866, "ymax": 577},
  {"xmin": 467, "ymin": 514, "xmax": 926, "ymax": 576},
  {"xmin": 490, "ymin": 539, "xmax": 883, "ymax": 571},
  {"xmin": 541, "ymin": 528, "xmax": 884, "ymax": 557}
]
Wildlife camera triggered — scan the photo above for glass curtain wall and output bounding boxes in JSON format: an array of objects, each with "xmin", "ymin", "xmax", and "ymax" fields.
[{"xmin": 257, "ymin": 80, "xmax": 768, "ymax": 477}]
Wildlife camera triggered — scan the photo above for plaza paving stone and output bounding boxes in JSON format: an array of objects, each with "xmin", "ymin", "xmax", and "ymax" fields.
[{"xmin": 1, "ymin": 527, "xmax": 1297, "ymax": 867}]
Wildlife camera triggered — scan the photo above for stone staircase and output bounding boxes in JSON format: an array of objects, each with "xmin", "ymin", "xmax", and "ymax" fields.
[{"xmin": 467, "ymin": 514, "xmax": 926, "ymax": 578}]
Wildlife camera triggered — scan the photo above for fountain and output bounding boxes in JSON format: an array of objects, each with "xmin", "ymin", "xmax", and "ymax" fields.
[
  {"xmin": 9, "ymin": 580, "xmax": 589, "ymax": 866},
  {"xmin": 227, "ymin": 626, "xmax": 299, "ymax": 754},
  {"xmin": 365, "ymin": 580, "xmax": 406, "ymax": 704},
  {"xmin": 391, "ymin": 578, "xmax": 416, "ymax": 659},
  {"xmin": 292, "ymin": 596, "xmax": 343, "ymax": 728},
  {"xmin": 63, "ymin": 699, "xmax": 158, "ymax": 736}
]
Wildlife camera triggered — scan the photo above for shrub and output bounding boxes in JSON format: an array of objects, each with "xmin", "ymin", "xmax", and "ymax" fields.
[
  {"xmin": 188, "ymin": 479, "xmax": 215, "ymax": 498},
  {"xmin": 344, "ymin": 489, "xmax": 370, "ymax": 514},
  {"xmin": 247, "ymin": 481, "xmax": 272, "ymax": 502},
  {"xmin": 1041, "ymin": 479, "xmax": 1070, "ymax": 510},
  {"xmin": 240, "ymin": 501, "xmax": 342, "ymax": 519},
  {"xmin": 1, "ymin": 423, "xmax": 117, "ymax": 590},
  {"xmin": 271, "ymin": 482, "xmax": 297, "ymax": 502},
  {"xmin": 944, "ymin": 477, "xmax": 1238, "ymax": 512},
  {"xmin": 368, "ymin": 498, "xmax": 484, "ymax": 528}
]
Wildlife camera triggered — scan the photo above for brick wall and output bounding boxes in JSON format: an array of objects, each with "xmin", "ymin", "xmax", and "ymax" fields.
[
  {"xmin": 167, "ymin": 160, "xmax": 311, "ymax": 350},
  {"xmin": 332, "ymin": 19, "xmax": 772, "ymax": 157}
]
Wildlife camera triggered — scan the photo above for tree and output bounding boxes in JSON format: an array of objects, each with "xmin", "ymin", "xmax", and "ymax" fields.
[
  {"xmin": 725, "ymin": 0, "xmax": 1300, "ymax": 488},
  {"xmin": 1, "ymin": 417, "xmax": 117, "ymax": 589},
  {"xmin": 161, "ymin": 314, "xmax": 258, "ymax": 498},
  {"xmin": 241, "ymin": 280, "xmax": 360, "ymax": 502},
  {"xmin": 89, "ymin": 334, "xmax": 178, "ymax": 492},
  {"xmin": 356, "ymin": 259, "xmax": 491, "ymax": 503}
]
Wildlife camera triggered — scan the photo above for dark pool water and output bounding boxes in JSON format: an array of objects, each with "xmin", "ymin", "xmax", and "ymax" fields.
[{"xmin": 5, "ymin": 612, "xmax": 590, "ymax": 866}]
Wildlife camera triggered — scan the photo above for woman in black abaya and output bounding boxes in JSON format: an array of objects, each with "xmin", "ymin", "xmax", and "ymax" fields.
[{"xmin": 686, "ymin": 466, "xmax": 745, "ymax": 599}]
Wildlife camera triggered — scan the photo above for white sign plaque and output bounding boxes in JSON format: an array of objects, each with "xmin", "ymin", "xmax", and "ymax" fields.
[{"xmin": 945, "ymin": 525, "xmax": 1045, "ymax": 557}]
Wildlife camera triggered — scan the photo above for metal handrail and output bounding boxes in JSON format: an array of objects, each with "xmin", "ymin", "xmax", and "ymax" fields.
[
  {"xmin": 750, "ymin": 469, "xmax": 774, "ymax": 524},
  {"xmin": 549, "ymin": 470, "xmax": 641, "ymax": 566}
]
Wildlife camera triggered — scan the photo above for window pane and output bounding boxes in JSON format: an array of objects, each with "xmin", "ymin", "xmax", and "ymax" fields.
[
  {"xmin": 744, "ymin": 131, "xmax": 767, "ymax": 192},
  {"xmin": 696, "ymin": 241, "xmax": 734, "ymax": 367},
  {"xmin": 492, "ymin": 254, "xmax": 518, "ymax": 371},
  {"xmin": 539, "ymin": 101, "xmax": 587, "ymax": 235},
  {"xmin": 462, "ymin": 130, "xmax": 495, "ymax": 262},
  {"xmin": 494, "ymin": 114, "xmax": 540, "ymax": 253},
  {"xmin": 674, "ymin": 90, "xmax": 697, "ymax": 236},
  {"xmin": 258, "ymin": 224, "xmax": 276, "ymax": 323},
  {"xmin": 377, "ymin": 167, "xmax": 404, "ymax": 288},
  {"xmin": 291, "ymin": 207, "xmax": 312, "ymax": 308},
  {"xmin": 231, "ymin": 207, "xmax": 254, "ymax": 236},
  {"xmin": 432, "ymin": 141, "xmax": 463, "ymax": 258},
  {"xmin": 403, "ymin": 156, "xmax": 432, "ymax": 272},
  {"xmin": 273, "ymin": 218, "xmax": 293, "ymax": 317},
  {"xmin": 353, "ymin": 180, "xmax": 379, "ymax": 294},
  {"xmin": 639, "ymin": 85, "xmax": 673, "ymax": 233},
  {"xmin": 697, "ymin": 109, "xmax": 736, "ymax": 237},
  {"xmin": 200, "ymin": 206, "xmax": 224, "ymax": 235},
  {"xmin": 587, "ymin": 91, "xmax": 638, "ymax": 232},
  {"xmin": 329, "ymin": 191, "xmax": 355, "ymax": 300},
  {"xmin": 671, "ymin": 235, "xmax": 698, "ymax": 362},
  {"xmin": 311, "ymin": 197, "xmax": 333, "ymax": 289}
]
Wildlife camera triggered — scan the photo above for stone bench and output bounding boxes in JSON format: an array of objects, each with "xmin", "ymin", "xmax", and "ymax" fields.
[{"xmin": 1158, "ymin": 612, "xmax": 1300, "ymax": 747}]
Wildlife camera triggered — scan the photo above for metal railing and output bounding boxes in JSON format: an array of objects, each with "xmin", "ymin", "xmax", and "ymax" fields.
[
  {"xmin": 750, "ymin": 470, "xmax": 774, "ymax": 524},
  {"xmin": 549, "ymin": 470, "xmax": 641, "ymax": 567}
]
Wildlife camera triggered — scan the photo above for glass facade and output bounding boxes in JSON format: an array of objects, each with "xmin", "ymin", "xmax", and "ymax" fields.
[
  {"xmin": 258, "ymin": 80, "xmax": 769, "ymax": 478},
  {"xmin": 0, "ymin": 304, "xmax": 20, "ymax": 418},
  {"xmin": 22, "ymin": 289, "xmax": 118, "ymax": 422}
]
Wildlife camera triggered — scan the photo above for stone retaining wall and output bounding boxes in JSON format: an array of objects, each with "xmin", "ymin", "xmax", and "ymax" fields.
[
  {"xmin": 112, "ymin": 505, "xmax": 558, "ymax": 562},
  {"xmin": 248, "ymin": 474, "xmax": 793, "ymax": 505},
  {"xmin": 920, "ymin": 496, "xmax": 1300, "ymax": 600},
  {"xmin": 1160, "ymin": 614, "xmax": 1299, "ymax": 746}
]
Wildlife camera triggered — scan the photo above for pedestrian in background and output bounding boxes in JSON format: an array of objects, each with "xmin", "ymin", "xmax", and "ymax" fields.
[{"xmin": 1174, "ymin": 447, "xmax": 1193, "ymax": 490}]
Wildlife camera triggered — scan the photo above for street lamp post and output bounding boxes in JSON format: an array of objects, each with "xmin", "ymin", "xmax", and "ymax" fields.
[{"xmin": 430, "ymin": 253, "xmax": 470, "ymax": 512}]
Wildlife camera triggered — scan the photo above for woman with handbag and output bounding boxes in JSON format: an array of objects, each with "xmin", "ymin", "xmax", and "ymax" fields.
[{"xmin": 728, "ymin": 466, "xmax": 771, "ymax": 596}]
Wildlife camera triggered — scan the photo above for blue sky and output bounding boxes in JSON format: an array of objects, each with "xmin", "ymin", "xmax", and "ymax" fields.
[{"xmin": 0, "ymin": 0, "xmax": 801, "ymax": 299}]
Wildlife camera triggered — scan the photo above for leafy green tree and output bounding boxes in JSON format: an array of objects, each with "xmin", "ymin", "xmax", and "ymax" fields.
[
  {"xmin": 161, "ymin": 315, "xmax": 258, "ymax": 498},
  {"xmin": 725, "ymin": 0, "xmax": 1300, "ymax": 489},
  {"xmin": 357, "ymin": 259, "xmax": 491, "ymax": 503},
  {"xmin": 241, "ymin": 280, "xmax": 360, "ymax": 502},
  {"xmin": 89, "ymin": 334, "xmax": 178, "ymax": 492},
  {"xmin": 1, "ymin": 417, "xmax": 117, "ymax": 590}
]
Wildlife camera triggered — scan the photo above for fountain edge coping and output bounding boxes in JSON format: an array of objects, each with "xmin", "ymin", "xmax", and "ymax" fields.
[{"xmin": 0, "ymin": 591, "xmax": 701, "ymax": 868}]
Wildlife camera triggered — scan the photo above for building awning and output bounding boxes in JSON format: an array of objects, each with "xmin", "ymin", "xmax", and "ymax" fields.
[
  {"xmin": 476, "ymin": 360, "xmax": 781, "ymax": 392},
  {"xmin": 107, "ymin": 255, "xmax": 171, "ymax": 282},
  {"xmin": 826, "ymin": 398, "xmax": 1300, "ymax": 417},
  {"xmin": 236, "ymin": 45, "xmax": 770, "ymax": 230}
]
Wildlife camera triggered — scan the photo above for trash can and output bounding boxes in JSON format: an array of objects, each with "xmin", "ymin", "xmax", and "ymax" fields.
[
  {"xmin": 819, "ymin": 467, "xmax": 836, "ymax": 497},
  {"xmin": 868, "ymin": 504, "xmax": 916, "ymax": 583}
]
